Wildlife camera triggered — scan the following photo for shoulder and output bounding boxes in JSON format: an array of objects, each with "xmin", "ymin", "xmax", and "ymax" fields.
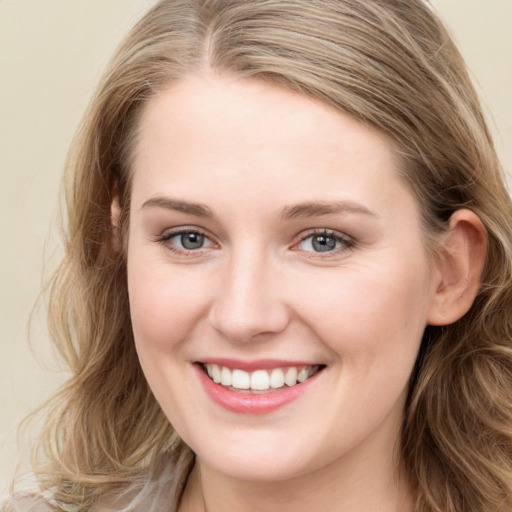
[
  {"xmin": 1, "ymin": 447, "xmax": 194, "ymax": 512},
  {"xmin": 97, "ymin": 448, "xmax": 194, "ymax": 512},
  {"xmin": 1, "ymin": 493, "xmax": 55, "ymax": 512}
]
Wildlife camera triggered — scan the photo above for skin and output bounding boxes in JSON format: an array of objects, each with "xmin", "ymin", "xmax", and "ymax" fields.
[{"xmin": 120, "ymin": 73, "xmax": 486, "ymax": 512}]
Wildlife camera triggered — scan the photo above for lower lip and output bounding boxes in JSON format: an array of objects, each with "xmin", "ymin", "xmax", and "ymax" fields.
[{"xmin": 195, "ymin": 364, "xmax": 322, "ymax": 415}]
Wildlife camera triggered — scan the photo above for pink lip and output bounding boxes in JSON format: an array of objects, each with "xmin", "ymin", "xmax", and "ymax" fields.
[
  {"xmin": 194, "ymin": 363, "xmax": 323, "ymax": 415},
  {"xmin": 198, "ymin": 357, "xmax": 318, "ymax": 372}
]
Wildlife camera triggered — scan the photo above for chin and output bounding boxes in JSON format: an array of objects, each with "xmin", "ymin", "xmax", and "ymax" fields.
[
  {"xmin": 201, "ymin": 450, "xmax": 313, "ymax": 483},
  {"xmin": 184, "ymin": 426, "xmax": 335, "ymax": 484}
]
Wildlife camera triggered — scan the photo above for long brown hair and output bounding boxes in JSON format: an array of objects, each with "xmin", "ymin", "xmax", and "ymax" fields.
[{"xmin": 29, "ymin": 1, "xmax": 512, "ymax": 510}]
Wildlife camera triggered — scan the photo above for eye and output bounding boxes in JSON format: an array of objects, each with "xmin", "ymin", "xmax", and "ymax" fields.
[
  {"xmin": 177, "ymin": 232, "xmax": 206, "ymax": 250},
  {"xmin": 295, "ymin": 230, "xmax": 354, "ymax": 254},
  {"xmin": 157, "ymin": 228, "xmax": 215, "ymax": 254}
]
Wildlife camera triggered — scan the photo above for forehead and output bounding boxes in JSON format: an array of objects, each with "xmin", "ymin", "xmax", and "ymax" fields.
[
  {"xmin": 135, "ymin": 74, "xmax": 392, "ymax": 156},
  {"xmin": 130, "ymin": 74, "xmax": 416, "ymax": 221}
]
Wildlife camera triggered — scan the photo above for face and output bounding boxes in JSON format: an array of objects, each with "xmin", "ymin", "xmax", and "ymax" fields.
[{"xmin": 126, "ymin": 74, "xmax": 440, "ymax": 483}]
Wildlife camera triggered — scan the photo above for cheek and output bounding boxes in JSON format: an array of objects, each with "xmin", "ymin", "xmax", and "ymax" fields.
[
  {"xmin": 127, "ymin": 252, "xmax": 213, "ymax": 354},
  {"xmin": 296, "ymin": 260, "xmax": 432, "ymax": 366}
]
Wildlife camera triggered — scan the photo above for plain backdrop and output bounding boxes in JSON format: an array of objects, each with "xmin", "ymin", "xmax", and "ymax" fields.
[{"xmin": 1, "ymin": 0, "xmax": 511, "ymax": 494}]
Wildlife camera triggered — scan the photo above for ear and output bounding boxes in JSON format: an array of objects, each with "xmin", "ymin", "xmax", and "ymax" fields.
[
  {"xmin": 109, "ymin": 194, "xmax": 122, "ymax": 255},
  {"xmin": 427, "ymin": 209, "xmax": 487, "ymax": 326}
]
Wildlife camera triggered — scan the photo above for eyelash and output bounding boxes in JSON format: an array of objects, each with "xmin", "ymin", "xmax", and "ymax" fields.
[
  {"xmin": 155, "ymin": 227, "xmax": 214, "ymax": 256},
  {"xmin": 155, "ymin": 228, "xmax": 356, "ymax": 257},
  {"xmin": 294, "ymin": 229, "xmax": 356, "ymax": 257}
]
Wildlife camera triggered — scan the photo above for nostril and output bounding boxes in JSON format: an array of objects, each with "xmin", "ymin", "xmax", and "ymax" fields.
[
  {"xmin": 208, "ymin": 301, "xmax": 291, "ymax": 343},
  {"xmin": 207, "ymin": 264, "xmax": 290, "ymax": 342}
]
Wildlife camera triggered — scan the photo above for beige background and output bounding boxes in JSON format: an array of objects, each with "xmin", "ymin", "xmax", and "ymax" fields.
[{"xmin": 1, "ymin": 0, "xmax": 511, "ymax": 494}]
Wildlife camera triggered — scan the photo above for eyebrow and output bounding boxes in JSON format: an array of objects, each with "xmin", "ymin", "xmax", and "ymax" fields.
[
  {"xmin": 141, "ymin": 196, "xmax": 376, "ymax": 221},
  {"xmin": 141, "ymin": 197, "xmax": 214, "ymax": 218},
  {"xmin": 280, "ymin": 200, "xmax": 377, "ymax": 220}
]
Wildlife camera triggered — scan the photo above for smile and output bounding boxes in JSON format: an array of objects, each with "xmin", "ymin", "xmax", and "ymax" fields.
[
  {"xmin": 195, "ymin": 361, "xmax": 325, "ymax": 414},
  {"xmin": 203, "ymin": 363, "xmax": 322, "ymax": 393}
]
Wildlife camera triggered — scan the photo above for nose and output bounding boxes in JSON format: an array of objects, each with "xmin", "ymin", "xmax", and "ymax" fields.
[{"xmin": 208, "ymin": 250, "xmax": 290, "ymax": 343}]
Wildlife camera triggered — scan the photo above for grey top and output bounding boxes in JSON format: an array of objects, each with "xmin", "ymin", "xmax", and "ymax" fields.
[{"xmin": 1, "ymin": 449, "xmax": 194, "ymax": 512}]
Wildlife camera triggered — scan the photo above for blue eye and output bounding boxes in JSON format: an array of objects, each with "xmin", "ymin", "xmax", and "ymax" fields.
[
  {"xmin": 158, "ymin": 229, "xmax": 214, "ymax": 253},
  {"xmin": 297, "ymin": 231, "xmax": 353, "ymax": 253},
  {"xmin": 178, "ymin": 232, "xmax": 205, "ymax": 250}
]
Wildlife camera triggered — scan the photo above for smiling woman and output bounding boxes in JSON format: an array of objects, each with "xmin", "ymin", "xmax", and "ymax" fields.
[
  {"xmin": 125, "ymin": 76, "xmax": 455, "ymax": 503},
  {"xmin": 3, "ymin": 1, "xmax": 512, "ymax": 512}
]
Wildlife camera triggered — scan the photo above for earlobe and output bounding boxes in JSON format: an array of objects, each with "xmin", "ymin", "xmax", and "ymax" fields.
[{"xmin": 427, "ymin": 209, "xmax": 487, "ymax": 326}]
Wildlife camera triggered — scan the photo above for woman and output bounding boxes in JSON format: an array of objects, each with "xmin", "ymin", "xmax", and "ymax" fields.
[{"xmin": 4, "ymin": 0, "xmax": 512, "ymax": 511}]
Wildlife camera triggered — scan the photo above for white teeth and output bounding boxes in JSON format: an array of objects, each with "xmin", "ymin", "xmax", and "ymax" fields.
[
  {"xmin": 251, "ymin": 370, "xmax": 270, "ymax": 390},
  {"xmin": 203, "ymin": 364, "xmax": 320, "ymax": 391},
  {"xmin": 297, "ymin": 367, "xmax": 310, "ymax": 383},
  {"xmin": 211, "ymin": 364, "xmax": 221, "ymax": 383},
  {"xmin": 270, "ymin": 368, "xmax": 285, "ymax": 389},
  {"xmin": 232, "ymin": 369, "xmax": 250, "ymax": 389},
  {"xmin": 284, "ymin": 367, "xmax": 298, "ymax": 386},
  {"xmin": 221, "ymin": 366, "xmax": 232, "ymax": 386}
]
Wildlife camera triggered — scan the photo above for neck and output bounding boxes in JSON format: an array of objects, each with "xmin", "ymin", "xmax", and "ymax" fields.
[{"xmin": 179, "ymin": 445, "xmax": 415, "ymax": 512}]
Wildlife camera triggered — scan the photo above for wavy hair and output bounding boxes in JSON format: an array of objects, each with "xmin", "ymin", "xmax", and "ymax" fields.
[{"xmin": 28, "ymin": 0, "xmax": 512, "ymax": 510}]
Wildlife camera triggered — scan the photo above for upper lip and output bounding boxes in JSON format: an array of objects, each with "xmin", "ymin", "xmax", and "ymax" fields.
[{"xmin": 196, "ymin": 358, "xmax": 324, "ymax": 372}]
